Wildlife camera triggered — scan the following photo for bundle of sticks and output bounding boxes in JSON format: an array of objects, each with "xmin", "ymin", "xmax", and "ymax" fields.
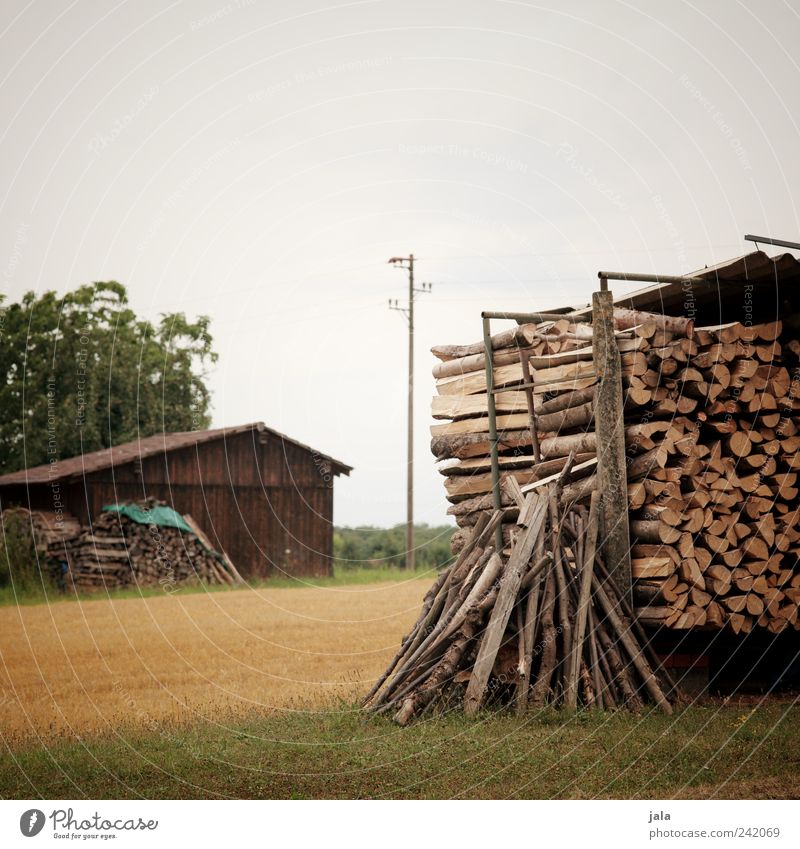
[
  {"xmin": 364, "ymin": 478, "xmax": 678, "ymax": 723},
  {"xmin": 53, "ymin": 500, "xmax": 243, "ymax": 590},
  {"xmin": 430, "ymin": 309, "xmax": 800, "ymax": 636}
]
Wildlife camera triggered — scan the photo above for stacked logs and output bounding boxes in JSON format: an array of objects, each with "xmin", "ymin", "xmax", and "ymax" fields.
[
  {"xmin": 0, "ymin": 507, "xmax": 82, "ymax": 562},
  {"xmin": 631, "ymin": 321, "xmax": 800, "ymax": 634},
  {"xmin": 364, "ymin": 482, "xmax": 678, "ymax": 723},
  {"xmin": 432, "ymin": 309, "xmax": 689, "ymax": 551},
  {"xmin": 429, "ymin": 311, "xmax": 800, "ymax": 636},
  {"xmin": 10, "ymin": 500, "xmax": 244, "ymax": 590}
]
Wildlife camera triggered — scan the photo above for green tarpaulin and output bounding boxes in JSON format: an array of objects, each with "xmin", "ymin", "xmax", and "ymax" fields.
[{"xmin": 102, "ymin": 503, "xmax": 193, "ymax": 534}]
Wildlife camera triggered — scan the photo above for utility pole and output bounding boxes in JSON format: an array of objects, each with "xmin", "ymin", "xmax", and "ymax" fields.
[{"xmin": 389, "ymin": 254, "xmax": 431, "ymax": 569}]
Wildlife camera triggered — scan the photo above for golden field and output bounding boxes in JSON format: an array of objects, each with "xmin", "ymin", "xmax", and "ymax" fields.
[{"xmin": 0, "ymin": 579, "xmax": 428, "ymax": 749}]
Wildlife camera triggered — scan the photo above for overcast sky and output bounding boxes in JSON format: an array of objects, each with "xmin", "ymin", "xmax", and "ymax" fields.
[{"xmin": 1, "ymin": 0, "xmax": 799, "ymax": 527}]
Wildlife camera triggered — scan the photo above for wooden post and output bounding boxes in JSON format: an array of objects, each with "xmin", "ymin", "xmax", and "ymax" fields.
[{"xmin": 592, "ymin": 286, "xmax": 632, "ymax": 601}]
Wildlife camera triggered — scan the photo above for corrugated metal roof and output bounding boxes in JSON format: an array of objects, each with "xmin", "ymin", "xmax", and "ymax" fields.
[
  {"xmin": 0, "ymin": 422, "xmax": 352, "ymax": 486},
  {"xmin": 614, "ymin": 251, "xmax": 800, "ymax": 316},
  {"xmin": 543, "ymin": 251, "xmax": 800, "ymax": 320}
]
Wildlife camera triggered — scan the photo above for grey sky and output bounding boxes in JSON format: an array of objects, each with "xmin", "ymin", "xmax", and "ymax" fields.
[{"xmin": 1, "ymin": 0, "xmax": 799, "ymax": 527}]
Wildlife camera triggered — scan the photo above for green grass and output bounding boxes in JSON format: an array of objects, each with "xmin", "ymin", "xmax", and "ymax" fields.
[
  {"xmin": 2, "ymin": 700, "xmax": 798, "ymax": 799},
  {"xmin": 0, "ymin": 564, "xmax": 437, "ymax": 607},
  {"xmin": 264, "ymin": 564, "xmax": 438, "ymax": 589}
]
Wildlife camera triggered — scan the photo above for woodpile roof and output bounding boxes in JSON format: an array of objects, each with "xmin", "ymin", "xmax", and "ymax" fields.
[{"xmin": 545, "ymin": 250, "xmax": 800, "ymax": 322}]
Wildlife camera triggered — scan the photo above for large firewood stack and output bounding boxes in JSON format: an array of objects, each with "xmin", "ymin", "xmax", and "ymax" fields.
[
  {"xmin": 366, "ymin": 306, "xmax": 800, "ymax": 721},
  {"xmin": 429, "ymin": 310, "xmax": 800, "ymax": 636},
  {"xmin": 631, "ymin": 321, "xmax": 800, "ymax": 634},
  {"xmin": 364, "ymin": 482, "xmax": 678, "ymax": 722}
]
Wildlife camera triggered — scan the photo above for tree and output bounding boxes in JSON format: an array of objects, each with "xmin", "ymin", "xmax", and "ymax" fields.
[
  {"xmin": 334, "ymin": 523, "xmax": 455, "ymax": 570},
  {"xmin": 0, "ymin": 281, "xmax": 217, "ymax": 474}
]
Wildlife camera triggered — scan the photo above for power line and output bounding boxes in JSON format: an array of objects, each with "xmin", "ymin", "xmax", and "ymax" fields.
[{"xmin": 416, "ymin": 243, "xmax": 745, "ymax": 260}]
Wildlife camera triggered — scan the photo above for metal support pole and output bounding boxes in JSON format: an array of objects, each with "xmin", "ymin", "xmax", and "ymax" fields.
[
  {"xmin": 483, "ymin": 316, "xmax": 504, "ymax": 553},
  {"xmin": 518, "ymin": 348, "xmax": 541, "ymax": 464},
  {"xmin": 744, "ymin": 234, "xmax": 800, "ymax": 251},
  {"xmin": 597, "ymin": 271, "xmax": 696, "ymax": 285},
  {"xmin": 481, "ymin": 310, "xmax": 589, "ymax": 324},
  {"xmin": 591, "ymin": 287, "xmax": 632, "ymax": 602}
]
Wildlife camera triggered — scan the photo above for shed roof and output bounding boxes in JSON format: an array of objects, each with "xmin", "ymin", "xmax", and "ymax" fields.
[{"xmin": 0, "ymin": 422, "xmax": 352, "ymax": 487}]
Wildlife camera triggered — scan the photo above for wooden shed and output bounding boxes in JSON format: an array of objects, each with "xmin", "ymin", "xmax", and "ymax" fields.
[{"xmin": 0, "ymin": 422, "xmax": 352, "ymax": 578}]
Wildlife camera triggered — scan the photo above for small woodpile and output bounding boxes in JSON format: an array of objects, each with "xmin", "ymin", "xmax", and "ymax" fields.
[
  {"xmin": 59, "ymin": 501, "xmax": 244, "ymax": 590},
  {"xmin": 2, "ymin": 501, "xmax": 243, "ymax": 590},
  {"xmin": 363, "ymin": 482, "xmax": 678, "ymax": 723},
  {"xmin": 430, "ymin": 311, "xmax": 800, "ymax": 635}
]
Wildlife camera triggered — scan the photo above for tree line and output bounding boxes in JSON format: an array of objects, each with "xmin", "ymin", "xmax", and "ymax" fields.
[{"xmin": 334, "ymin": 523, "xmax": 455, "ymax": 571}]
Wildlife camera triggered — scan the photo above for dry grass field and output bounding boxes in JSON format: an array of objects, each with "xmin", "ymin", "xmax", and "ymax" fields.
[
  {"xmin": 1, "ymin": 578, "xmax": 799, "ymax": 798},
  {"xmin": 0, "ymin": 578, "xmax": 429, "ymax": 749}
]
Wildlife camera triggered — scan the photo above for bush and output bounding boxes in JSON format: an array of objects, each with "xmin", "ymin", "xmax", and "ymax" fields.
[
  {"xmin": 333, "ymin": 523, "xmax": 455, "ymax": 571},
  {"xmin": 0, "ymin": 511, "xmax": 51, "ymax": 595}
]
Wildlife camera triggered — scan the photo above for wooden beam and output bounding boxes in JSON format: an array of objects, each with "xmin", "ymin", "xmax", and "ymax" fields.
[
  {"xmin": 592, "ymin": 288, "xmax": 633, "ymax": 601},
  {"xmin": 563, "ymin": 490, "xmax": 600, "ymax": 710},
  {"xmin": 463, "ymin": 493, "xmax": 548, "ymax": 715}
]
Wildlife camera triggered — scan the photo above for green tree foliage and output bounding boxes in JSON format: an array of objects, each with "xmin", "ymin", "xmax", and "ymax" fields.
[
  {"xmin": 334, "ymin": 523, "xmax": 455, "ymax": 571},
  {"xmin": 0, "ymin": 282, "xmax": 216, "ymax": 473}
]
